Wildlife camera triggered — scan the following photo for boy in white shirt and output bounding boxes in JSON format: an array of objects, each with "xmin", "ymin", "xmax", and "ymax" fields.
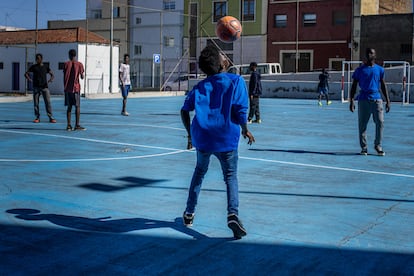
[{"xmin": 119, "ymin": 54, "xmax": 131, "ymax": 116}]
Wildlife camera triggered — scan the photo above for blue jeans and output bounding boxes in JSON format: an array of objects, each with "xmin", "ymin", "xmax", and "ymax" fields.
[{"xmin": 185, "ymin": 150, "xmax": 239, "ymax": 215}]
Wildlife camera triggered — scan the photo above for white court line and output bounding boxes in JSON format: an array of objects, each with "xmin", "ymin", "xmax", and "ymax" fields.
[
  {"xmin": 85, "ymin": 122, "xmax": 184, "ymax": 131},
  {"xmin": 0, "ymin": 122, "xmax": 184, "ymax": 131},
  {"xmin": 1, "ymin": 128, "xmax": 413, "ymax": 179},
  {"xmin": 0, "ymin": 150, "xmax": 188, "ymax": 162},
  {"xmin": 241, "ymin": 156, "xmax": 414, "ymax": 179},
  {"xmin": 0, "ymin": 129, "xmax": 180, "ymax": 151}
]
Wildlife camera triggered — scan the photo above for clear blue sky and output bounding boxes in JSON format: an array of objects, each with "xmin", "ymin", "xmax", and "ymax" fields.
[{"xmin": 0, "ymin": 0, "xmax": 86, "ymax": 29}]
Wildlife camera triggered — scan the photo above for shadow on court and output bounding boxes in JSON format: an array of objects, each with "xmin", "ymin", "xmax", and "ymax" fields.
[
  {"xmin": 79, "ymin": 176, "xmax": 167, "ymax": 192},
  {"xmin": 2, "ymin": 209, "xmax": 414, "ymax": 275},
  {"xmin": 250, "ymin": 148, "xmax": 360, "ymax": 156}
]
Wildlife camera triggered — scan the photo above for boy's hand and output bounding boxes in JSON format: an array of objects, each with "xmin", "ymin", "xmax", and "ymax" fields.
[
  {"xmin": 186, "ymin": 136, "xmax": 193, "ymax": 150},
  {"xmin": 242, "ymin": 130, "xmax": 255, "ymax": 145},
  {"xmin": 349, "ymin": 99, "xmax": 355, "ymax": 112}
]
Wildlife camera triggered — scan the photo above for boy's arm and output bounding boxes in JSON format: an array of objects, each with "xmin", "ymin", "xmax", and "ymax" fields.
[
  {"xmin": 24, "ymin": 67, "xmax": 32, "ymax": 81},
  {"xmin": 48, "ymin": 69, "xmax": 55, "ymax": 83},
  {"xmin": 180, "ymin": 109, "xmax": 192, "ymax": 149},
  {"xmin": 349, "ymin": 79, "xmax": 358, "ymax": 112},
  {"xmin": 381, "ymin": 79, "xmax": 390, "ymax": 113}
]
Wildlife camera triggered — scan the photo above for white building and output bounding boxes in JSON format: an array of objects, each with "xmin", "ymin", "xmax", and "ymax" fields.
[
  {"xmin": 129, "ymin": 0, "xmax": 185, "ymax": 89},
  {"xmin": 0, "ymin": 28, "xmax": 119, "ymax": 95}
]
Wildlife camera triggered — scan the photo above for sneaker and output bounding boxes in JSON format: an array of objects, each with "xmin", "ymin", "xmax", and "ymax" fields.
[
  {"xmin": 33, "ymin": 118, "xmax": 40, "ymax": 123},
  {"xmin": 247, "ymin": 119, "xmax": 253, "ymax": 124},
  {"xmin": 183, "ymin": 212, "xmax": 194, "ymax": 227},
  {"xmin": 318, "ymin": 101, "xmax": 322, "ymax": 106},
  {"xmin": 327, "ymin": 101, "xmax": 332, "ymax": 105},
  {"xmin": 227, "ymin": 214, "xmax": 247, "ymax": 239},
  {"xmin": 74, "ymin": 125, "xmax": 86, "ymax": 131},
  {"xmin": 121, "ymin": 111, "xmax": 129, "ymax": 116},
  {"xmin": 375, "ymin": 146, "xmax": 385, "ymax": 156},
  {"xmin": 253, "ymin": 119, "xmax": 262, "ymax": 124},
  {"xmin": 66, "ymin": 125, "xmax": 73, "ymax": 131},
  {"xmin": 360, "ymin": 149, "xmax": 368, "ymax": 156},
  {"xmin": 49, "ymin": 118, "xmax": 57, "ymax": 123}
]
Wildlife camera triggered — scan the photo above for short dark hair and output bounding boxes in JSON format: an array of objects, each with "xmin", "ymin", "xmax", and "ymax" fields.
[
  {"xmin": 35, "ymin": 53, "xmax": 43, "ymax": 60},
  {"xmin": 69, "ymin": 49, "xmax": 77, "ymax": 60},
  {"xmin": 250, "ymin": 62, "xmax": 257, "ymax": 67},
  {"xmin": 124, "ymin": 54, "xmax": 129, "ymax": 59},
  {"xmin": 198, "ymin": 45, "xmax": 221, "ymax": 76}
]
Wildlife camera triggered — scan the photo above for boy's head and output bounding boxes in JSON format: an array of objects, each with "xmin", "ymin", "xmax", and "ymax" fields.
[
  {"xmin": 35, "ymin": 53, "xmax": 43, "ymax": 64},
  {"xmin": 69, "ymin": 49, "xmax": 77, "ymax": 60},
  {"xmin": 365, "ymin": 48, "xmax": 376, "ymax": 63},
  {"xmin": 249, "ymin": 62, "xmax": 257, "ymax": 71},
  {"xmin": 124, "ymin": 54, "xmax": 129, "ymax": 63},
  {"xmin": 199, "ymin": 45, "xmax": 222, "ymax": 76}
]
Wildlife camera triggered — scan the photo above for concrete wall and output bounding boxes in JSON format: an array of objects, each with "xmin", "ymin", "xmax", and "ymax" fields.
[{"xmin": 188, "ymin": 66, "xmax": 414, "ymax": 103}]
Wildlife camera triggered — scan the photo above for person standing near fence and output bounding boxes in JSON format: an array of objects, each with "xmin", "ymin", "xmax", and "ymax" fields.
[
  {"xmin": 349, "ymin": 48, "xmax": 391, "ymax": 156},
  {"xmin": 248, "ymin": 62, "xmax": 262, "ymax": 124},
  {"xmin": 318, "ymin": 68, "xmax": 331, "ymax": 106},
  {"xmin": 24, "ymin": 53, "xmax": 56, "ymax": 123}
]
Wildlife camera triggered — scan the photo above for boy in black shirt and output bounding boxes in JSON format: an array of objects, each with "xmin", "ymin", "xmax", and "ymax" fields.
[{"xmin": 25, "ymin": 53, "xmax": 56, "ymax": 123}]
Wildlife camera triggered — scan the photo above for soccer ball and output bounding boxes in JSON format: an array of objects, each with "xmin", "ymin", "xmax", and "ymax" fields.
[{"xmin": 215, "ymin": 16, "xmax": 242, "ymax": 43}]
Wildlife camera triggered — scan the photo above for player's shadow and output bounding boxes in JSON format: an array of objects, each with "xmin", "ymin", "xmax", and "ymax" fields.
[
  {"xmin": 6, "ymin": 208, "xmax": 211, "ymax": 240},
  {"xmin": 79, "ymin": 176, "xmax": 167, "ymax": 192},
  {"xmin": 249, "ymin": 148, "xmax": 359, "ymax": 156},
  {"xmin": 0, "ymin": 126, "xmax": 67, "ymax": 131},
  {"xmin": 82, "ymin": 112, "xmax": 118, "ymax": 116}
]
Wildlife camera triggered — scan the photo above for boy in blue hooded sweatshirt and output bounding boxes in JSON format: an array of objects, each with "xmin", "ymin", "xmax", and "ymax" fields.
[{"xmin": 181, "ymin": 45, "xmax": 255, "ymax": 239}]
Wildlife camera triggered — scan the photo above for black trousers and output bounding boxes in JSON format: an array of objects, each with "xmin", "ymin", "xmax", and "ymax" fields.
[{"xmin": 248, "ymin": 96, "xmax": 260, "ymax": 120}]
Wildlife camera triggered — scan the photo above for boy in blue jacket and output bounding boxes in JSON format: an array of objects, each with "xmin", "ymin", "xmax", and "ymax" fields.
[{"xmin": 181, "ymin": 45, "xmax": 255, "ymax": 239}]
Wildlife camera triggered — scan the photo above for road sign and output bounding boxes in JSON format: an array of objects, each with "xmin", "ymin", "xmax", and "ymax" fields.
[{"xmin": 153, "ymin": 54, "xmax": 161, "ymax": 64}]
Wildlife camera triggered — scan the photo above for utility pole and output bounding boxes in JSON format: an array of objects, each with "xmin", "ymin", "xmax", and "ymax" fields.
[
  {"xmin": 109, "ymin": 0, "xmax": 114, "ymax": 93},
  {"xmin": 295, "ymin": 0, "xmax": 299, "ymax": 73},
  {"xmin": 35, "ymin": 0, "xmax": 38, "ymax": 53},
  {"xmin": 160, "ymin": 11, "xmax": 163, "ymax": 90}
]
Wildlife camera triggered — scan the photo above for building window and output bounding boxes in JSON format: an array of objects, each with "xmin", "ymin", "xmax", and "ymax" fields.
[
  {"xmin": 0, "ymin": 62, "xmax": 3, "ymax": 69},
  {"xmin": 303, "ymin": 13, "xmax": 316, "ymax": 26},
  {"xmin": 113, "ymin": 7, "xmax": 120, "ymax": 18},
  {"xmin": 136, "ymin": 17, "xmax": 142, "ymax": 24},
  {"xmin": 163, "ymin": 0, "xmax": 176, "ymax": 10},
  {"xmin": 134, "ymin": 45, "xmax": 142, "ymax": 55},
  {"xmin": 243, "ymin": 0, "xmax": 255, "ymax": 21},
  {"xmin": 58, "ymin": 62, "xmax": 64, "ymax": 70},
  {"xmin": 213, "ymin": 1, "xmax": 227, "ymax": 22},
  {"xmin": 90, "ymin": 9, "xmax": 102, "ymax": 19},
  {"xmin": 274, "ymin": 14, "xmax": 287, "ymax": 28},
  {"xmin": 333, "ymin": 11, "xmax": 347, "ymax": 26},
  {"xmin": 164, "ymin": 36, "xmax": 175, "ymax": 47}
]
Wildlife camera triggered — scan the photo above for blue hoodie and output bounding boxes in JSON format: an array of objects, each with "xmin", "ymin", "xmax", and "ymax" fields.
[{"xmin": 182, "ymin": 72, "xmax": 248, "ymax": 152}]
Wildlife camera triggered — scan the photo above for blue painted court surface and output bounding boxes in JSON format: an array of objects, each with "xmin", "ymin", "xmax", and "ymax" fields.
[{"xmin": 1, "ymin": 96, "xmax": 413, "ymax": 275}]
